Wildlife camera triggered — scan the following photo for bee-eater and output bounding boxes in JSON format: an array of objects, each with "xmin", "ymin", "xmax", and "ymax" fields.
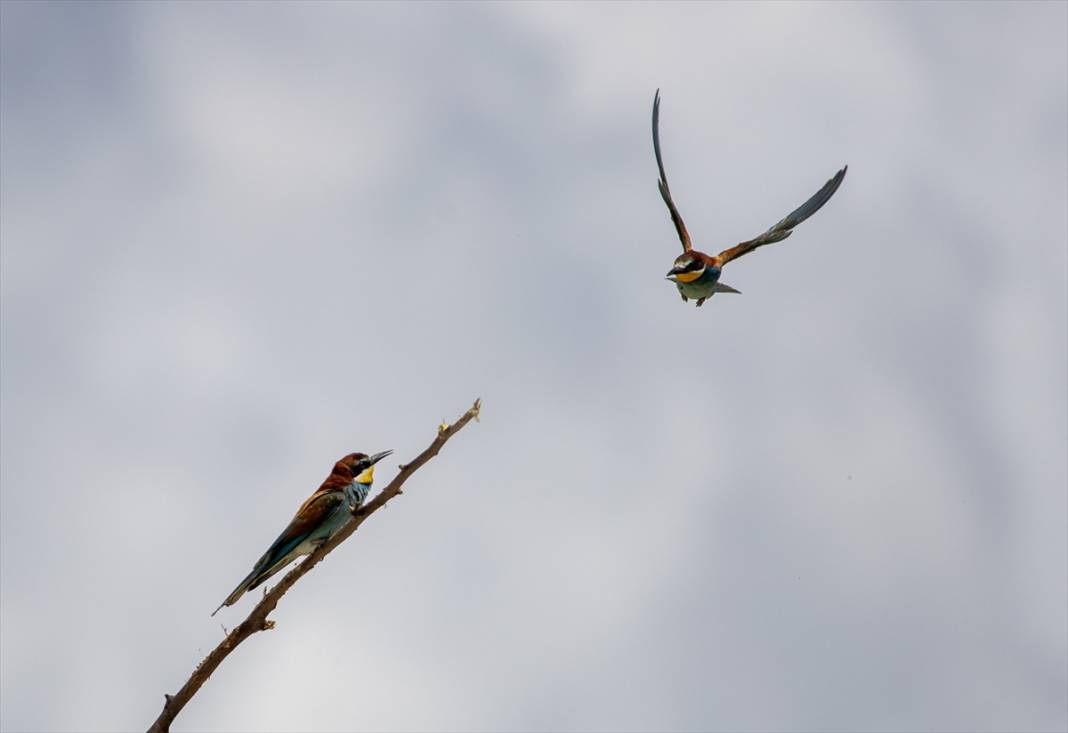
[
  {"xmin": 653, "ymin": 90, "xmax": 847, "ymax": 306},
  {"xmin": 212, "ymin": 450, "xmax": 393, "ymax": 615}
]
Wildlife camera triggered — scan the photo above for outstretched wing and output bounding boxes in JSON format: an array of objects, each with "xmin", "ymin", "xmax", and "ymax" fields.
[
  {"xmin": 715, "ymin": 165, "xmax": 847, "ymax": 266},
  {"xmin": 652, "ymin": 90, "xmax": 692, "ymax": 253}
]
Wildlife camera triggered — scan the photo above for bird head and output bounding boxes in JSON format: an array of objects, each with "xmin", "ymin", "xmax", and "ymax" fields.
[
  {"xmin": 666, "ymin": 253, "xmax": 707, "ymax": 283},
  {"xmin": 336, "ymin": 450, "xmax": 393, "ymax": 486}
]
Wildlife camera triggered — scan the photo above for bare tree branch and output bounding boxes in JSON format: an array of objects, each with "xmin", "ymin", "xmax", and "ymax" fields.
[{"xmin": 147, "ymin": 398, "xmax": 482, "ymax": 733}]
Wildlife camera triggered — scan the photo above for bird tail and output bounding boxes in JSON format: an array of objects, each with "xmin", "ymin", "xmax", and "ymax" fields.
[
  {"xmin": 713, "ymin": 282, "xmax": 742, "ymax": 294},
  {"xmin": 211, "ymin": 566, "xmax": 262, "ymax": 616}
]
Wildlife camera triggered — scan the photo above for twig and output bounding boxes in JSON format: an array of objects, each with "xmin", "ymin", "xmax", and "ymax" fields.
[{"xmin": 147, "ymin": 398, "xmax": 482, "ymax": 733}]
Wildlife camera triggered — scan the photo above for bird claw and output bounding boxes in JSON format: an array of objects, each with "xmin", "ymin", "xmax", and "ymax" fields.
[{"xmin": 696, "ymin": 298, "xmax": 706, "ymax": 307}]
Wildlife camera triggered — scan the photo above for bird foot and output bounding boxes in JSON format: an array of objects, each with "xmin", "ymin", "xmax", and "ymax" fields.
[
  {"xmin": 696, "ymin": 298, "xmax": 706, "ymax": 307},
  {"xmin": 680, "ymin": 294, "xmax": 688, "ymax": 302}
]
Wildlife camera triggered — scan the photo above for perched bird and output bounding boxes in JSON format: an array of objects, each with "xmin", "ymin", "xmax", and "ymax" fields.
[
  {"xmin": 212, "ymin": 450, "xmax": 392, "ymax": 615},
  {"xmin": 653, "ymin": 90, "xmax": 847, "ymax": 306}
]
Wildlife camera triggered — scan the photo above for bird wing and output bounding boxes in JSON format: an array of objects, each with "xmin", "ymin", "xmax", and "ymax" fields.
[
  {"xmin": 247, "ymin": 490, "xmax": 345, "ymax": 586},
  {"xmin": 715, "ymin": 165, "xmax": 847, "ymax": 266},
  {"xmin": 652, "ymin": 90, "xmax": 693, "ymax": 253}
]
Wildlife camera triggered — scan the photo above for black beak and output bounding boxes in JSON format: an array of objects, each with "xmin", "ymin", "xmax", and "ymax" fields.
[{"xmin": 369, "ymin": 450, "xmax": 393, "ymax": 465}]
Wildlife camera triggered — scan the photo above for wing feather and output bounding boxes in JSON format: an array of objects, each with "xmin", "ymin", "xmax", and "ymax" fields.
[
  {"xmin": 716, "ymin": 165, "xmax": 847, "ymax": 266},
  {"xmin": 652, "ymin": 90, "xmax": 693, "ymax": 253},
  {"xmin": 246, "ymin": 491, "xmax": 344, "ymax": 588}
]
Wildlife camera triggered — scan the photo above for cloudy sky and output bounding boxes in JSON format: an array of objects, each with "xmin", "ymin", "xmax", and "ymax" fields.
[{"xmin": 1, "ymin": 2, "xmax": 1065, "ymax": 731}]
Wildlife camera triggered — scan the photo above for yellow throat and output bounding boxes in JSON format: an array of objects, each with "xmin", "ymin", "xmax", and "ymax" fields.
[
  {"xmin": 355, "ymin": 465, "xmax": 375, "ymax": 485},
  {"xmin": 675, "ymin": 269, "xmax": 704, "ymax": 283}
]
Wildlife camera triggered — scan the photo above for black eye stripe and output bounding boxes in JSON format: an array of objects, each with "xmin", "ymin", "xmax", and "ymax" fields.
[{"xmin": 682, "ymin": 260, "xmax": 702, "ymax": 272}]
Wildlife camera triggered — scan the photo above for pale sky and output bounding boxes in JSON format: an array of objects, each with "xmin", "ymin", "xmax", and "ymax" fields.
[{"xmin": 1, "ymin": 2, "xmax": 1066, "ymax": 731}]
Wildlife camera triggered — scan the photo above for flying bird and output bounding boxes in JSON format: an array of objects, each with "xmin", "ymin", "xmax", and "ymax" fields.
[
  {"xmin": 653, "ymin": 90, "xmax": 847, "ymax": 306},
  {"xmin": 212, "ymin": 450, "xmax": 392, "ymax": 615}
]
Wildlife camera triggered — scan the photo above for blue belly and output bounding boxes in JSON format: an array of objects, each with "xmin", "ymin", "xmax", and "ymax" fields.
[
  {"xmin": 308, "ymin": 483, "xmax": 369, "ymax": 544},
  {"xmin": 676, "ymin": 267, "xmax": 722, "ymax": 299}
]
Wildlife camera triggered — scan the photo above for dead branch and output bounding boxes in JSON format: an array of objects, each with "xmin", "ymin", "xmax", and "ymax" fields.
[{"xmin": 147, "ymin": 398, "xmax": 482, "ymax": 733}]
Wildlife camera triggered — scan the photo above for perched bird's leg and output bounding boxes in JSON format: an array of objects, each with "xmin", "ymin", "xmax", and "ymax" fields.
[
  {"xmin": 696, "ymin": 297, "xmax": 706, "ymax": 307},
  {"xmin": 680, "ymin": 293, "xmax": 688, "ymax": 302}
]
